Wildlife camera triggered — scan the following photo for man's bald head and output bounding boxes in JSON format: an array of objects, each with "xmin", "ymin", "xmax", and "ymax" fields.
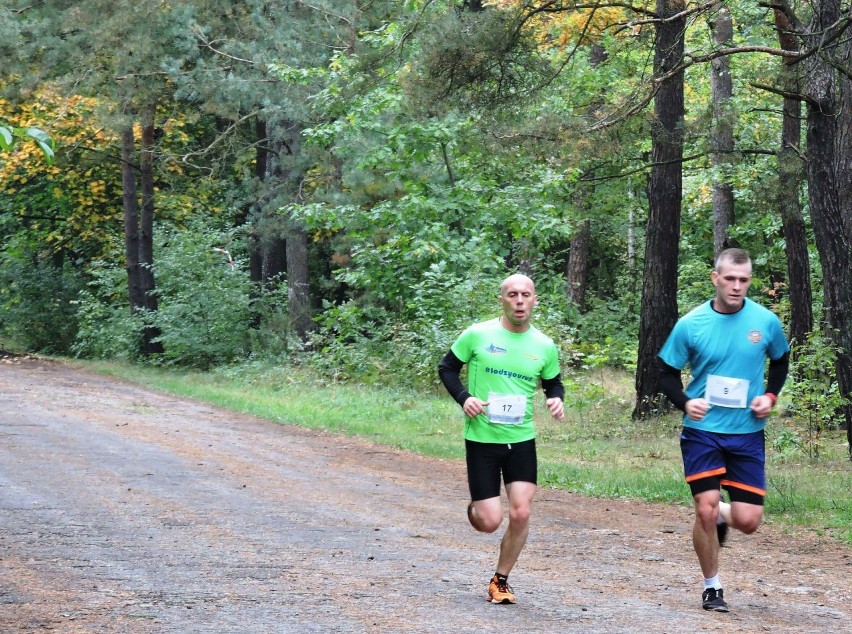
[
  {"xmin": 499, "ymin": 274, "xmax": 537, "ymax": 332},
  {"xmin": 500, "ymin": 274, "xmax": 535, "ymax": 297}
]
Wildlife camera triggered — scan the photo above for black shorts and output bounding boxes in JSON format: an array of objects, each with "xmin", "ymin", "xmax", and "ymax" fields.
[{"xmin": 465, "ymin": 438, "xmax": 537, "ymax": 501}]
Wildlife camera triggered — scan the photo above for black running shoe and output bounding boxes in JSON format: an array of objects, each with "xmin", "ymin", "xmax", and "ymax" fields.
[
  {"xmin": 702, "ymin": 587, "xmax": 729, "ymax": 612},
  {"xmin": 717, "ymin": 520, "xmax": 729, "ymax": 547}
]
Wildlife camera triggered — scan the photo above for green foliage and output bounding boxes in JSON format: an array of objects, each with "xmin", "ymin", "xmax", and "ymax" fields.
[
  {"xmin": 574, "ymin": 298, "xmax": 638, "ymax": 370},
  {"xmin": 770, "ymin": 426, "xmax": 803, "ymax": 459},
  {"xmin": 0, "ymin": 123, "xmax": 54, "ymax": 163},
  {"xmin": 147, "ymin": 225, "xmax": 253, "ymax": 369},
  {"xmin": 246, "ymin": 274, "xmax": 297, "ymax": 360},
  {"xmin": 73, "ymin": 225, "xmax": 255, "ymax": 369},
  {"xmin": 781, "ymin": 331, "xmax": 849, "ymax": 461},
  {"xmin": 674, "ymin": 257, "xmax": 714, "ymax": 313},
  {"xmin": 307, "ymin": 262, "xmax": 498, "ymax": 384},
  {"xmin": 0, "ymin": 247, "xmax": 81, "ymax": 353},
  {"xmin": 72, "ymin": 260, "xmax": 142, "ymax": 361},
  {"xmin": 407, "ymin": 3, "xmax": 550, "ymax": 110}
]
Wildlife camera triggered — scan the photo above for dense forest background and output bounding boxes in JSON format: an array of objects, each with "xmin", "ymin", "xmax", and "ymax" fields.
[{"xmin": 1, "ymin": 1, "xmax": 850, "ymax": 455}]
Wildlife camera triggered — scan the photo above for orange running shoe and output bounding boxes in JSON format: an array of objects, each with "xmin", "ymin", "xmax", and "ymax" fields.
[{"xmin": 486, "ymin": 575, "xmax": 516, "ymax": 604}]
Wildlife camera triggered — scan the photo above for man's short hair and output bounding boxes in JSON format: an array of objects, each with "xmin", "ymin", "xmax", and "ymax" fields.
[{"xmin": 714, "ymin": 248, "xmax": 750, "ymax": 271}]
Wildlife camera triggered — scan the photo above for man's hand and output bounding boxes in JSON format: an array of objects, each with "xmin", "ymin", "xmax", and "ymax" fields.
[
  {"xmin": 462, "ymin": 396, "xmax": 489, "ymax": 419},
  {"xmin": 750, "ymin": 394, "xmax": 774, "ymax": 419},
  {"xmin": 685, "ymin": 398, "xmax": 711, "ymax": 421},
  {"xmin": 546, "ymin": 397, "xmax": 564, "ymax": 421}
]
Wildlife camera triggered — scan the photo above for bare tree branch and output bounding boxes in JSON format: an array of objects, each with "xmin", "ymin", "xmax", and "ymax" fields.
[
  {"xmin": 751, "ymin": 82, "xmax": 818, "ymax": 107},
  {"xmin": 179, "ymin": 109, "xmax": 263, "ymax": 166}
]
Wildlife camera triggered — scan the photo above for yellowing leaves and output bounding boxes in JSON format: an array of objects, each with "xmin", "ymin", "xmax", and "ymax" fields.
[
  {"xmin": 1, "ymin": 86, "xmax": 122, "ymax": 259},
  {"xmin": 491, "ymin": 2, "xmax": 631, "ymax": 50},
  {"xmin": 89, "ymin": 180, "xmax": 107, "ymax": 194}
]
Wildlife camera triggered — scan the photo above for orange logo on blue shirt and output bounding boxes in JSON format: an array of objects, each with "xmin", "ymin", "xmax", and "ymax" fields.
[{"xmin": 486, "ymin": 344, "xmax": 507, "ymax": 354}]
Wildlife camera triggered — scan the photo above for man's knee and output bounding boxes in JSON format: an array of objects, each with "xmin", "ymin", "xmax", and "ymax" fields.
[
  {"xmin": 693, "ymin": 491, "xmax": 721, "ymax": 527},
  {"xmin": 728, "ymin": 492, "xmax": 765, "ymax": 534},
  {"xmin": 479, "ymin": 515, "xmax": 503, "ymax": 533},
  {"xmin": 509, "ymin": 500, "xmax": 532, "ymax": 526},
  {"xmin": 732, "ymin": 508, "xmax": 763, "ymax": 534},
  {"xmin": 472, "ymin": 500, "xmax": 504, "ymax": 533}
]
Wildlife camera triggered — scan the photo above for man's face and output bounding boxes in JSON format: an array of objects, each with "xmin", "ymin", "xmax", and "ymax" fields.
[
  {"xmin": 499, "ymin": 276, "xmax": 537, "ymax": 330},
  {"xmin": 711, "ymin": 259, "xmax": 752, "ymax": 313}
]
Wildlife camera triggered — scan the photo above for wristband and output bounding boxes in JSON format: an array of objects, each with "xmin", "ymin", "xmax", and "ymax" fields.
[{"xmin": 765, "ymin": 392, "xmax": 777, "ymax": 407}]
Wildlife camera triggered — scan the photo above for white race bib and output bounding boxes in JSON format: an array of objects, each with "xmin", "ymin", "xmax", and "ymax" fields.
[
  {"xmin": 486, "ymin": 392, "xmax": 527, "ymax": 425},
  {"xmin": 705, "ymin": 374, "xmax": 750, "ymax": 408}
]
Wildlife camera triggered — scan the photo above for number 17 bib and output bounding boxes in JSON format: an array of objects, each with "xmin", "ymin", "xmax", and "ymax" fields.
[{"xmin": 486, "ymin": 392, "xmax": 527, "ymax": 425}]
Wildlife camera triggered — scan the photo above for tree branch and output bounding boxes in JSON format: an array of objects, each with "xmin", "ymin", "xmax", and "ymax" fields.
[{"xmin": 751, "ymin": 82, "xmax": 818, "ymax": 107}]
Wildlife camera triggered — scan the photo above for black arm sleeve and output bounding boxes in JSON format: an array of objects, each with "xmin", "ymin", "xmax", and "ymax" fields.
[
  {"xmin": 541, "ymin": 374, "xmax": 565, "ymax": 401},
  {"xmin": 657, "ymin": 358, "xmax": 689, "ymax": 412},
  {"xmin": 438, "ymin": 350, "xmax": 471, "ymax": 407},
  {"xmin": 766, "ymin": 351, "xmax": 790, "ymax": 396}
]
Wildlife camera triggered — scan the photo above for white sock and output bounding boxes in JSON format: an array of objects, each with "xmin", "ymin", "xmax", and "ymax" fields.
[
  {"xmin": 704, "ymin": 574, "xmax": 722, "ymax": 590},
  {"xmin": 718, "ymin": 501, "xmax": 730, "ymax": 524}
]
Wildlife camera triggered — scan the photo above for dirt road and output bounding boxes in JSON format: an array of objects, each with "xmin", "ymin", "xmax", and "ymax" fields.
[{"xmin": 0, "ymin": 356, "xmax": 849, "ymax": 633}]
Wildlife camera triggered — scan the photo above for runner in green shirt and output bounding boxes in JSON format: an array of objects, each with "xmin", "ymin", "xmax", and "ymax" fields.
[{"xmin": 439, "ymin": 273, "xmax": 565, "ymax": 605}]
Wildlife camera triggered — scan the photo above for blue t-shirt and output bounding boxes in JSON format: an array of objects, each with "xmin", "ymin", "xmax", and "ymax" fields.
[{"xmin": 658, "ymin": 298, "xmax": 789, "ymax": 434}]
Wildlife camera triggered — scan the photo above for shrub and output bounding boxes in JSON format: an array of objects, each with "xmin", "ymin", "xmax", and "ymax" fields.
[
  {"xmin": 147, "ymin": 225, "xmax": 253, "ymax": 369},
  {"xmin": 72, "ymin": 261, "xmax": 143, "ymax": 360},
  {"xmin": 0, "ymin": 250, "xmax": 82, "ymax": 354}
]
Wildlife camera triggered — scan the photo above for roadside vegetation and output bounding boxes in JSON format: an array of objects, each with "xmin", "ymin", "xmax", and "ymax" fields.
[{"xmin": 76, "ymin": 357, "xmax": 851, "ymax": 546}]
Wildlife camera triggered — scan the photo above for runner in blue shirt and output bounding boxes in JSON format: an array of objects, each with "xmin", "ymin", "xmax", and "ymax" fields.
[{"xmin": 658, "ymin": 248, "xmax": 789, "ymax": 612}]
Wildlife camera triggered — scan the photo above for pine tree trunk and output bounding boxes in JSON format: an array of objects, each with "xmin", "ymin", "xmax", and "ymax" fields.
[
  {"xmin": 139, "ymin": 107, "xmax": 163, "ymax": 355},
  {"xmin": 249, "ymin": 119, "xmax": 267, "ymax": 286},
  {"xmin": 803, "ymin": 0, "xmax": 852, "ymax": 457},
  {"xmin": 566, "ymin": 219, "xmax": 590, "ymax": 312},
  {"xmin": 633, "ymin": 0, "xmax": 686, "ymax": 419},
  {"xmin": 121, "ymin": 126, "xmax": 145, "ymax": 314},
  {"xmin": 267, "ymin": 119, "xmax": 312, "ymax": 341},
  {"xmin": 710, "ymin": 5, "xmax": 735, "ymax": 257},
  {"xmin": 286, "ymin": 224, "xmax": 312, "ymax": 340},
  {"xmin": 840, "ymin": 32, "xmax": 852, "ymax": 456},
  {"xmin": 773, "ymin": 8, "xmax": 812, "ymax": 350},
  {"xmin": 564, "ymin": 44, "xmax": 606, "ymax": 314}
]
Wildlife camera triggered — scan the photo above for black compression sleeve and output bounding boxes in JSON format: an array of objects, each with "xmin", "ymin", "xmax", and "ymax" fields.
[
  {"xmin": 657, "ymin": 358, "xmax": 689, "ymax": 412},
  {"xmin": 541, "ymin": 374, "xmax": 565, "ymax": 401},
  {"xmin": 766, "ymin": 351, "xmax": 790, "ymax": 396},
  {"xmin": 438, "ymin": 350, "xmax": 471, "ymax": 407}
]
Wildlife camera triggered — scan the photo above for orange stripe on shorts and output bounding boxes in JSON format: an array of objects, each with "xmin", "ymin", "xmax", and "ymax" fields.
[
  {"xmin": 720, "ymin": 479, "xmax": 766, "ymax": 497},
  {"xmin": 685, "ymin": 467, "xmax": 726, "ymax": 483}
]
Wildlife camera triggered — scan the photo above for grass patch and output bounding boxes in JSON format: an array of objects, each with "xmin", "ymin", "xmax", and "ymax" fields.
[{"xmin": 78, "ymin": 358, "xmax": 851, "ymax": 545}]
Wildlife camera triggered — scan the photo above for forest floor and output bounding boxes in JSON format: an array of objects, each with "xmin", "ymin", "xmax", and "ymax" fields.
[{"xmin": 1, "ymin": 354, "xmax": 850, "ymax": 633}]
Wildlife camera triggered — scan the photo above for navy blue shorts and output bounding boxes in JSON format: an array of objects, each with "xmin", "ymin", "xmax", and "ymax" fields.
[
  {"xmin": 465, "ymin": 438, "xmax": 537, "ymax": 501},
  {"xmin": 680, "ymin": 427, "xmax": 766, "ymax": 505}
]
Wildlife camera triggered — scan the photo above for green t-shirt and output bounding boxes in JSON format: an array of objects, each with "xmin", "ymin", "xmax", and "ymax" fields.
[{"xmin": 451, "ymin": 318, "xmax": 561, "ymax": 444}]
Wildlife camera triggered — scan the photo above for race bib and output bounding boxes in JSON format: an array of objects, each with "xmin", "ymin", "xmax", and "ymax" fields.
[
  {"xmin": 705, "ymin": 374, "xmax": 750, "ymax": 408},
  {"xmin": 486, "ymin": 392, "xmax": 527, "ymax": 425}
]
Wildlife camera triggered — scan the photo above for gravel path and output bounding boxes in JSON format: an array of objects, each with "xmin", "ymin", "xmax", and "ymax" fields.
[{"xmin": 1, "ymin": 356, "xmax": 849, "ymax": 633}]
